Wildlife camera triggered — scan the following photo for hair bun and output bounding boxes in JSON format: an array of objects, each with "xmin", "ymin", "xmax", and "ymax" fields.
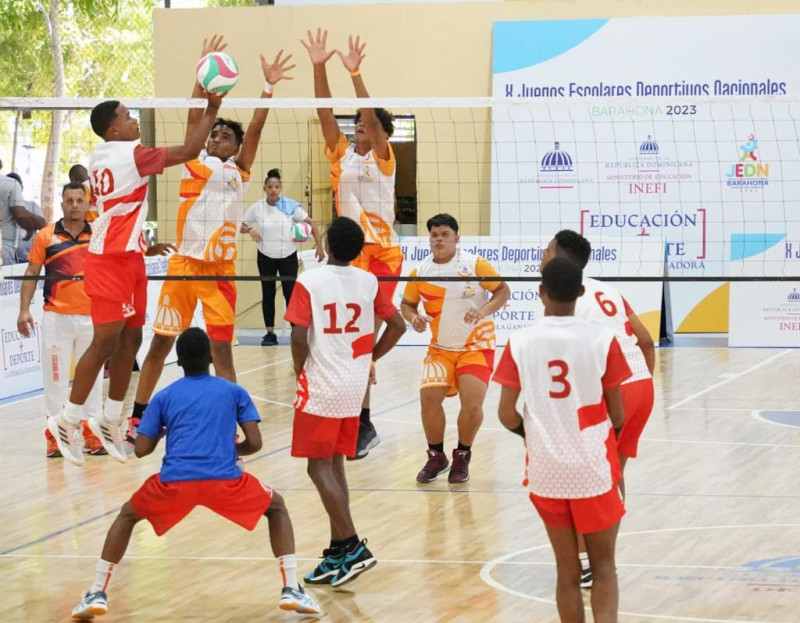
[{"xmin": 267, "ymin": 168, "xmax": 281, "ymax": 180}]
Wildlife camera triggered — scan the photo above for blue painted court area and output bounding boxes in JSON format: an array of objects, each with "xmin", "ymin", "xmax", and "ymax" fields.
[{"xmin": 755, "ymin": 410, "xmax": 800, "ymax": 428}]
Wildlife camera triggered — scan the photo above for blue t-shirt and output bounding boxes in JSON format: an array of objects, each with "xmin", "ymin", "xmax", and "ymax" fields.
[{"xmin": 139, "ymin": 374, "xmax": 261, "ymax": 483}]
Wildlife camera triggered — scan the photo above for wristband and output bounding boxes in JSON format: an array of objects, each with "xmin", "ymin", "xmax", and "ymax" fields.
[
  {"xmin": 349, "ymin": 69, "xmax": 361, "ymax": 77},
  {"xmin": 263, "ymin": 81, "xmax": 275, "ymax": 95}
]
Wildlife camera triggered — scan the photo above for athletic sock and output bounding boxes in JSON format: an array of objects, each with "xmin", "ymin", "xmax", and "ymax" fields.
[
  {"xmin": 343, "ymin": 534, "xmax": 360, "ymax": 552},
  {"xmin": 277, "ymin": 554, "xmax": 298, "ymax": 588},
  {"xmin": 360, "ymin": 408, "xmax": 371, "ymax": 425},
  {"xmin": 329, "ymin": 539, "xmax": 344, "ymax": 552},
  {"xmin": 91, "ymin": 559, "xmax": 116, "ymax": 593},
  {"xmin": 429, "ymin": 442, "xmax": 444, "ymax": 454},
  {"xmin": 104, "ymin": 398, "xmax": 124, "ymax": 425},
  {"xmin": 64, "ymin": 402, "xmax": 83, "ymax": 426},
  {"xmin": 132, "ymin": 402, "xmax": 148, "ymax": 420},
  {"xmin": 579, "ymin": 552, "xmax": 590, "ymax": 568},
  {"xmin": 457, "ymin": 441, "xmax": 472, "ymax": 452}
]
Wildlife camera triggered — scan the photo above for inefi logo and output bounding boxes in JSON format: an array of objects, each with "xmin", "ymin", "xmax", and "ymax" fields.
[
  {"xmin": 639, "ymin": 135, "xmax": 659, "ymax": 155},
  {"xmin": 726, "ymin": 134, "xmax": 769, "ymax": 189}
]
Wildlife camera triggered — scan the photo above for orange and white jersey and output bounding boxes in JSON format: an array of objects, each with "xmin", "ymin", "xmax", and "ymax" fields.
[
  {"xmin": 403, "ymin": 250, "xmax": 502, "ymax": 351},
  {"xmin": 493, "ymin": 317, "xmax": 632, "ymax": 498},
  {"xmin": 325, "ymin": 134, "xmax": 397, "ymax": 248},
  {"xmin": 284, "ymin": 264, "xmax": 398, "ymax": 418},
  {"xmin": 176, "ymin": 150, "xmax": 250, "ymax": 262},
  {"xmin": 83, "ymin": 180, "xmax": 98, "ymax": 223},
  {"xmin": 88, "ymin": 141, "xmax": 166, "ymax": 255},
  {"xmin": 576, "ymin": 277, "xmax": 651, "ymax": 383}
]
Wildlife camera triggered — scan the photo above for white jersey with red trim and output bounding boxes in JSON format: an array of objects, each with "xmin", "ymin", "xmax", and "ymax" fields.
[
  {"xmin": 88, "ymin": 140, "xmax": 166, "ymax": 255},
  {"xmin": 496, "ymin": 317, "xmax": 632, "ymax": 498},
  {"xmin": 576, "ymin": 277, "xmax": 651, "ymax": 383},
  {"xmin": 284, "ymin": 264, "xmax": 397, "ymax": 418}
]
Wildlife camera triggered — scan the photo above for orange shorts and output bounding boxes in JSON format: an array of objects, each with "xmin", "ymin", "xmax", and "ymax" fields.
[
  {"xmin": 352, "ymin": 243, "xmax": 403, "ymax": 301},
  {"xmin": 421, "ymin": 347, "xmax": 495, "ymax": 397},
  {"xmin": 130, "ymin": 473, "xmax": 273, "ymax": 536},
  {"xmin": 530, "ymin": 485, "xmax": 625, "ymax": 534},
  {"xmin": 617, "ymin": 378, "xmax": 655, "ymax": 459},
  {"xmin": 153, "ymin": 255, "xmax": 237, "ymax": 342},
  {"xmin": 291, "ymin": 411, "xmax": 359, "ymax": 459},
  {"xmin": 83, "ymin": 252, "xmax": 147, "ymax": 328}
]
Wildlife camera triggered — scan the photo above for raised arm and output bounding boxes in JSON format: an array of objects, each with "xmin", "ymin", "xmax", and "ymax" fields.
[
  {"xmin": 165, "ymin": 91, "xmax": 223, "ymax": 168},
  {"xmin": 338, "ymin": 35, "xmax": 390, "ymax": 160},
  {"xmin": 186, "ymin": 35, "xmax": 227, "ymax": 142},
  {"xmin": 236, "ymin": 50, "xmax": 295, "ymax": 173},
  {"xmin": 300, "ymin": 28, "xmax": 340, "ymax": 151}
]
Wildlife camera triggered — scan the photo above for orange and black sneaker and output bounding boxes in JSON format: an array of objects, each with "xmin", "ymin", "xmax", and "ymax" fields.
[
  {"xmin": 82, "ymin": 421, "xmax": 108, "ymax": 456},
  {"xmin": 45, "ymin": 428, "xmax": 62, "ymax": 458}
]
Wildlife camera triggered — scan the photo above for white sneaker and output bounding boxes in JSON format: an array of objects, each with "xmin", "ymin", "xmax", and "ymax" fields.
[
  {"xmin": 47, "ymin": 414, "xmax": 85, "ymax": 466},
  {"xmin": 279, "ymin": 585, "xmax": 322, "ymax": 615},
  {"xmin": 88, "ymin": 415, "xmax": 128, "ymax": 463}
]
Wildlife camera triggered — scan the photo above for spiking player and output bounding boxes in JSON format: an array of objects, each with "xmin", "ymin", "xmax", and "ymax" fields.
[
  {"xmin": 69, "ymin": 328, "xmax": 321, "ymax": 619},
  {"xmin": 494, "ymin": 257, "xmax": 631, "ymax": 623},
  {"xmin": 541, "ymin": 229, "xmax": 655, "ymax": 587},
  {"xmin": 302, "ymin": 28, "xmax": 401, "ymax": 459},
  {"xmin": 131, "ymin": 35, "xmax": 295, "ymax": 438},
  {"xmin": 48, "ymin": 89, "xmax": 223, "ymax": 466},
  {"xmin": 285, "ymin": 217, "xmax": 405, "ymax": 586},
  {"xmin": 400, "ymin": 214, "xmax": 510, "ymax": 484}
]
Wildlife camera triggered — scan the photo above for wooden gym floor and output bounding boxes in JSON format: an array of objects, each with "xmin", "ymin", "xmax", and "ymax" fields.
[{"xmin": 1, "ymin": 343, "xmax": 798, "ymax": 622}]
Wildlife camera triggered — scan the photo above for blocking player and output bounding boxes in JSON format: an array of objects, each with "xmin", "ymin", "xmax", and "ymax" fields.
[
  {"xmin": 302, "ymin": 28, "xmax": 402, "ymax": 459},
  {"xmin": 285, "ymin": 217, "xmax": 405, "ymax": 586},
  {"xmin": 400, "ymin": 213, "xmax": 510, "ymax": 484},
  {"xmin": 48, "ymin": 89, "xmax": 223, "ymax": 466},
  {"xmin": 69, "ymin": 328, "xmax": 321, "ymax": 619},
  {"xmin": 493, "ymin": 257, "xmax": 631, "ymax": 623},
  {"xmin": 130, "ymin": 36, "xmax": 295, "ymax": 436},
  {"xmin": 542, "ymin": 229, "xmax": 656, "ymax": 587},
  {"xmin": 17, "ymin": 182, "xmax": 105, "ymax": 457}
]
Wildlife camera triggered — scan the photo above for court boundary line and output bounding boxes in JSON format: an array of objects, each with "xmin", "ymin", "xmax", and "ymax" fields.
[
  {"xmin": 667, "ymin": 349, "xmax": 792, "ymax": 410},
  {"xmin": 480, "ymin": 523, "xmax": 800, "ymax": 623}
]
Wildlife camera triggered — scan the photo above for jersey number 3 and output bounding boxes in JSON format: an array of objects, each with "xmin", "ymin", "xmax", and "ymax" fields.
[
  {"xmin": 323, "ymin": 303, "xmax": 362, "ymax": 334},
  {"xmin": 548, "ymin": 360, "xmax": 571, "ymax": 398}
]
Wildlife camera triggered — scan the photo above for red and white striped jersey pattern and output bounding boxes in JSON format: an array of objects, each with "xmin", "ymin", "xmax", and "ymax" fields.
[
  {"xmin": 88, "ymin": 141, "xmax": 166, "ymax": 255},
  {"xmin": 576, "ymin": 277, "xmax": 651, "ymax": 383},
  {"xmin": 284, "ymin": 264, "xmax": 397, "ymax": 418},
  {"xmin": 494, "ymin": 317, "xmax": 632, "ymax": 498}
]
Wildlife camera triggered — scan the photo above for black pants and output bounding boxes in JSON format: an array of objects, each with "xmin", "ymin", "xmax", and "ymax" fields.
[{"xmin": 257, "ymin": 250, "xmax": 298, "ymax": 328}]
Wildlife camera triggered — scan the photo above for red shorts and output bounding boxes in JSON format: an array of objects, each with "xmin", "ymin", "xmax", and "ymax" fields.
[
  {"xmin": 617, "ymin": 378, "xmax": 655, "ymax": 458},
  {"xmin": 291, "ymin": 411, "xmax": 359, "ymax": 459},
  {"xmin": 352, "ymin": 243, "xmax": 403, "ymax": 302},
  {"xmin": 83, "ymin": 251, "xmax": 147, "ymax": 328},
  {"xmin": 530, "ymin": 485, "xmax": 625, "ymax": 534},
  {"xmin": 130, "ymin": 473, "xmax": 273, "ymax": 536}
]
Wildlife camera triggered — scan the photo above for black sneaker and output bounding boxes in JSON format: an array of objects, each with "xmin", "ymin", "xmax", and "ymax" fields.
[
  {"xmin": 330, "ymin": 539, "xmax": 377, "ymax": 587},
  {"xmin": 303, "ymin": 547, "xmax": 344, "ymax": 585},
  {"xmin": 347, "ymin": 420, "xmax": 380, "ymax": 461},
  {"xmin": 261, "ymin": 332, "xmax": 278, "ymax": 346}
]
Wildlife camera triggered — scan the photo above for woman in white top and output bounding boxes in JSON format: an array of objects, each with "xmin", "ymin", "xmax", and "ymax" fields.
[{"xmin": 242, "ymin": 169, "xmax": 323, "ymax": 346}]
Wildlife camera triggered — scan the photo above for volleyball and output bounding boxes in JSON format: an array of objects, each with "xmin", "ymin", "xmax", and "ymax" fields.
[
  {"xmin": 195, "ymin": 52, "xmax": 239, "ymax": 94},
  {"xmin": 291, "ymin": 221, "xmax": 313, "ymax": 243}
]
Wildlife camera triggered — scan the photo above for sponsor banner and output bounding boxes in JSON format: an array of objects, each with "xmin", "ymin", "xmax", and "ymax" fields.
[
  {"xmin": 729, "ymin": 282, "xmax": 800, "ymax": 347},
  {"xmin": 0, "ymin": 263, "xmax": 45, "ymax": 400},
  {"xmin": 491, "ymin": 15, "xmax": 800, "ymax": 286},
  {"xmin": 393, "ymin": 236, "xmax": 662, "ymax": 347}
]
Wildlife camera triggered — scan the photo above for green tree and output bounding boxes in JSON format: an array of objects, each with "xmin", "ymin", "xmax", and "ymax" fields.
[{"xmin": 0, "ymin": 0, "xmax": 156, "ymax": 217}]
